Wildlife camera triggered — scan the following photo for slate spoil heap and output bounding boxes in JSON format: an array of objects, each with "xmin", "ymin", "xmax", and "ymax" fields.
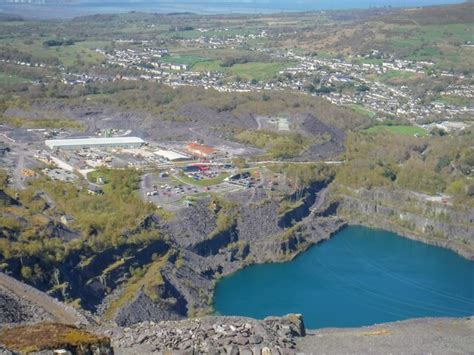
[{"xmin": 108, "ymin": 314, "xmax": 306, "ymax": 354}]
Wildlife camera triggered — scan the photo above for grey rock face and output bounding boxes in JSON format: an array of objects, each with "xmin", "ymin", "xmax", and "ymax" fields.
[
  {"xmin": 339, "ymin": 187, "xmax": 474, "ymax": 259},
  {"xmin": 109, "ymin": 183, "xmax": 345, "ymax": 326},
  {"xmin": 114, "ymin": 288, "xmax": 184, "ymax": 327},
  {"xmin": 237, "ymin": 200, "xmax": 282, "ymax": 241},
  {"xmin": 249, "ymin": 334, "xmax": 263, "ymax": 345}
]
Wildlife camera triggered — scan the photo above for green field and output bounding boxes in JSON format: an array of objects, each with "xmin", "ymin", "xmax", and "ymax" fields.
[
  {"xmin": 366, "ymin": 124, "xmax": 428, "ymax": 136},
  {"xmin": 406, "ymin": 47, "xmax": 441, "ymax": 61},
  {"xmin": 0, "ymin": 72, "xmax": 29, "ymax": 84},
  {"xmin": 349, "ymin": 104, "xmax": 376, "ymax": 118},
  {"xmin": 392, "ymin": 24, "xmax": 473, "ymax": 48},
  {"xmin": 230, "ymin": 62, "xmax": 290, "ymax": 81},
  {"xmin": 435, "ymin": 95, "xmax": 474, "ymax": 106},
  {"xmin": 380, "ymin": 70, "xmax": 420, "ymax": 82},
  {"xmin": 164, "ymin": 29, "xmax": 202, "ymax": 40},
  {"xmin": 164, "ymin": 25, "xmax": 263, "ymax": 40},
  {"xmin": 160, "ymin": 53, "xmax": 210, "ymax": 66},
  {"xmin": 158, "ymin": 51, "xmax": 292, "ymax": 81},
  {"xmin": 389, "ymin": 23, "xmax": 474, "ymax": 70},
  {"xmin": 418, "ymin": 24, "xmax": 473, "ymax": 43},
  {"xmin": 192, "ymin": 59, "xmax": 223, "ymax": 72},
  {"xmin": 0, "ymin": 39, "xmax": 106, "ymax": 67},
  {"xmin": 43, "ymin": 41, "xmax": 106, "ymax": 66},
  {"xmin": 173, "ymin": 172, "xmax": 229, "ymax": 187}
]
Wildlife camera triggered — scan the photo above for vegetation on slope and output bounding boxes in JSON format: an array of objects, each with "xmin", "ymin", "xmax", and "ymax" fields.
[
  {"xmin": 365, "ymin": 123, "xmax": 428, "ymax": 136},
  {"xmin": 30, "ymin": 169, "xmax": 156, "ymax": 250},
  {"xmin": 0, "ymin": 168, "xmax": 158, "ymax": 282},
  {"xmin": 0, "ymin": 323, "xmax": 110, "ymax": 353},
  {"xmin": 336, "ymin": 129, "xmax": 474, "ymax": 205},
  {"xmin": 104, "ymin": 252, "xmax": 170, "ymax": 320},
  {"xmin": 0, "ymin": 115, "xmax": 85, "ymax": 130},
  {"xmin": 235, "ymin": 130, "xmax": 314, "ymax": 159}
]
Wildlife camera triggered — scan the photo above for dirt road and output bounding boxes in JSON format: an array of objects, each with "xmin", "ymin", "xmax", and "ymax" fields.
[
  {"xmin": 0, "ymin": 273, "xmax": 88, "ymax": 325},
  {"xmin": 297, "ymin": 317, "xmax": 474, "ymax": 354}
]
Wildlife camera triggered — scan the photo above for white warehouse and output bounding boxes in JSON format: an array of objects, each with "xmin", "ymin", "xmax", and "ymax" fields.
[
  {"xmin": 154, "ymin": 149, "xmax": 190, "ymax": 161},
  {"xmin": 45, "ymin": 137, "xmax": 145, "ymax": 150}
]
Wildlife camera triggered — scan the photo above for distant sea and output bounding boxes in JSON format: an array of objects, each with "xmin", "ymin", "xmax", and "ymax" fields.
[{"xmin": 0, "ymin": 0, "xmax": 465, "ymax": 19}]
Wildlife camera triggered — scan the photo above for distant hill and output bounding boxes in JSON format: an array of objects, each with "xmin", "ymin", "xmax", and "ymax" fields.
[
  {"xmin": 0, "ymin": 12, "xmax": 23, "ymax": 21},
  {"xmin": 0, "ymin": 0, "xmax": 75, "ymax": 3},
  {"xmin": 385, "ymin": 1, "xmax": 474, "ymax": 24}
]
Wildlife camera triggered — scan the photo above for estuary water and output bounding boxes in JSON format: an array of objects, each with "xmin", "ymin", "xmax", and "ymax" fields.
[
  {"xmin": 213, "ymin": 226, "xmax": 474, "ymax": 328},
  {"xmin": 0, "ymin": 0, "xmax": 465, "ymax": 19}
]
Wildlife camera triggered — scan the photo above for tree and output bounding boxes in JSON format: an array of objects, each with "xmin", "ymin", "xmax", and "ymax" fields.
[
  {"xmin": 446, "ymin": 180, "xmax": 465, "ymax": 197},
  {"xmin": 232, "ymin": 157, "xmax": 247, "ymax": 169},
  {"xmin": 21, "ymin": 266, "xmax": 33, "ymax": 280},
  {"xmin": 460, "ymin": 148, "xmax": 474, "ymax": 171}
]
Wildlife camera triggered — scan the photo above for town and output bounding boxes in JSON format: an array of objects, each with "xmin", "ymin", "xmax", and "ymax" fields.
[
  {"xmin": 55, "ymin": 45, "xmax": 473, "ymax": 124},
  {"xmin": 1, "ymin": 26, "xmax": 472, "ymax": 128}
]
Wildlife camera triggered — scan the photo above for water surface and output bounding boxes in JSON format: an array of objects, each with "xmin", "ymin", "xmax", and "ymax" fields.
[
  {"xmin": 214, "ymin": 226, "xmax": 474, "ymax": 328},
  {"xmin": 0, "ymin": 0, "xmax": 465, "ymax": 19}
]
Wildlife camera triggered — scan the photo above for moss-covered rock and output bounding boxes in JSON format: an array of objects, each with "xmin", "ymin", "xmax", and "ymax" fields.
[{"xmin": 0, "ymin": 323, "xmax": 112, "ymax": 354}]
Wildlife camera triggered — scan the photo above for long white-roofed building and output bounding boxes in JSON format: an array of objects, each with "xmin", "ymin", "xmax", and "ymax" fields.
[
  {"xmin": 154, "ymin": 149, "xmax": 190, "ymax": 161},
  {"xmin": 45, "ymin": 137, "xmax": 145, "ymax": 150}
]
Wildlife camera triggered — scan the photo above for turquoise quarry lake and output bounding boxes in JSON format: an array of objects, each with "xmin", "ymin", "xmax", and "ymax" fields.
[{"xmin": 214, "ymin": 226, "xmax": 474, "ymax": 328}]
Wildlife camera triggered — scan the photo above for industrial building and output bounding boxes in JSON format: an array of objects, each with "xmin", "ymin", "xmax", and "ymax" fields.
[
  {"xmin": 185, "ymin": 143, "xmax": 216, "ymax": 158},
  {"xmin": 45, "ymin": 137, "xmax": 145, "ymax": 150},
  {"xmin": 154, "ymin": 149, "xmax": 190, "ymax": 161}
]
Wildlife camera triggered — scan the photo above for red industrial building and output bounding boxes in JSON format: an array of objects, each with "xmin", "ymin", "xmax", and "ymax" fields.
[{"xmin": 185, "ymin": 143, "xmax": 216, "ymax": 158}]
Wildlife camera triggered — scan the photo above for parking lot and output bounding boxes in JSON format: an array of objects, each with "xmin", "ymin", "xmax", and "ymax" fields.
[
  {"xmin": 138, "ymin": 162, "xmax": 303, "ymax": 211},
  {"xmin": 140, "ymin": 164, "xmax": 257, "ymax": 210},
  {"xmin": 43, "ymin": 168, "xmax": 78, "ymax": 182}
]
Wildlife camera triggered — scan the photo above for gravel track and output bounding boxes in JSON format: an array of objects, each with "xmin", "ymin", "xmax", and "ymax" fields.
[
  {"xmin": 297, "ymin": 316, "xmax": 474, "ymax": 354},
  {"xmin": 0, "ymin": 273, "xmax": 88, "ymax": 326}
]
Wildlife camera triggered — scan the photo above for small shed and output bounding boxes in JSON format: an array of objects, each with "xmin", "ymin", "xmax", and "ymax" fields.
[
  {"xmin": 60, "ymin": 215, "xmax": 75, "ymax": 226},
  {"xmin": 87, "ymin": 185, "xmax": 103, "ymax": 195}
]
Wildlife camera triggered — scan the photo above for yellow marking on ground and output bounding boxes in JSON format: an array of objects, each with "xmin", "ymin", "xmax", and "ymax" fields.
[{"xmin": 361, "ymin": 329, "xmax": 391, "ymax": 336}]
